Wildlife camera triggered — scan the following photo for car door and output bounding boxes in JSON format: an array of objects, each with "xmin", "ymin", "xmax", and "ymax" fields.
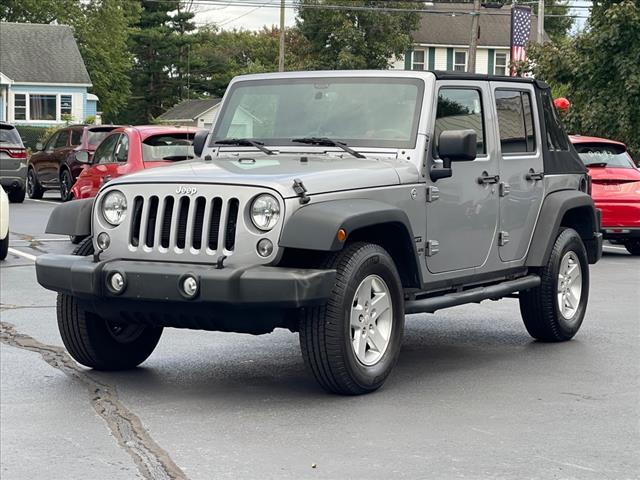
[
  {"xmin": 32, "ymin": 131, "xmax": 58, "ymax": 181},
  {"xmin": 80, "ymin": 133, "xmax": 121, "ymax": 198},
  {"xmin": 425, "ymin": 82, "xmax": 500, "ymax": 274},
  {"xmin": 491, "ymin": 83, "xmax": 545, "ymax": 262},
  {"xmin": 42, "ymin": 129, "xmax": 70, "ymax": 186}
]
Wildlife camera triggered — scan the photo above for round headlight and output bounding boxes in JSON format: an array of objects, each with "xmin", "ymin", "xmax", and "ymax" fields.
[
  {"xmin": 102, "ymin": 190, "xmax": 127, "ymax": 226},
  {"xmin": 250, "ymin": 194, "xmax": 280, "ymax": 231}
]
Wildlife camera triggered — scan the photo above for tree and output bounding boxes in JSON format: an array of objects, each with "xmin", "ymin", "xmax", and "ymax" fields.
[
  {"xmin": 527, "ymin": 0, "xmax": 640, "ymax": 159},
  {"xmin": 0, "ymin": 0, "xmax": 81, "ymax": 24},
  {"xmin": 296, "ymin": 0, "xmax": 422, "ymax": 70}
]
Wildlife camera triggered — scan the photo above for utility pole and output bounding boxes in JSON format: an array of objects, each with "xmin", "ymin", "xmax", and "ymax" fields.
[
  {"xmin": 467, "ymin": 0, "xmax": 481, "ymax": 73},
  {"xmin": 537, "ymin": 0, "xmax": 545, "ymax": 43},
  {"xmin": 278, "ymin": 0, "xmax": 285, "ymax": 72}
]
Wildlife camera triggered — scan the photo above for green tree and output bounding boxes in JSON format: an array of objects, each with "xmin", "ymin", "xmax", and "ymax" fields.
[
  {"xmin": 0, "ymin": 0, "xmax": 81, "ymax": 24},
  {"xmin": 296, "ymin": 0, "xmax": 422, "ymax": 70},
  {"xmin": 527, "ymin": 0, "xmax": 640, "ymax": 159}
]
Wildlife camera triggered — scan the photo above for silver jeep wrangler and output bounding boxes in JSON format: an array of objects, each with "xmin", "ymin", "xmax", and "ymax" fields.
[{"xmin": 37, "ymin": 71, "xmax": 602, "ymax": 395}]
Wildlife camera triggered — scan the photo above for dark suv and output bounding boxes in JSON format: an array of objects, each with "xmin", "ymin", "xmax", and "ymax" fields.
[
  {"xmin": 27, "ymin": 125, "xmax": 120, "ymax": 201},
  {"xmin": 0, "ymin": 122, "xmax": 27, "ymax": 203}
]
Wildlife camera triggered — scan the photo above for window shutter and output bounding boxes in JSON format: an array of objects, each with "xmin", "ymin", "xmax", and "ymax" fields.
[
  {"xmin": 488, "ymin": 48, "xmax": 495, "ymax": 75},
  {"xmin": 428, "ymin": 47, "xmax": 435, "ymax": 70},
  {"xmin": 404, "ymin": 49, "xmax": 413, "ymax": 70},
  {"xmin": 446, "ymin": 48, "xmax": 453, "ymax": 71}
]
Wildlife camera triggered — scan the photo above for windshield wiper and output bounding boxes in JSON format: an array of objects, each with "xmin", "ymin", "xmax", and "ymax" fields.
[
  {"xmin": 292, "ymin": 137, "xmax": 366, "ymax": 159},
  {"xmin": 586, "ymin": 162, "xmax": 608, "ymax": 168},
  {"xmin": 214, "ymin": 138, "xmax": 275, "ymax": 155}
]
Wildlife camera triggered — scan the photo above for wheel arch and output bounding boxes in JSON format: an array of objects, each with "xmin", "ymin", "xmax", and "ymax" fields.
[{"xmin": 45, "ymin": 197, "xmax": 94, "ymax": 236}]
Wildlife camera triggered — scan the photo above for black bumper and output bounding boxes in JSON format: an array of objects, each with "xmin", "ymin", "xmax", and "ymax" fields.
[
  {"xmin": 36, "ymin": 254, "xmax": 336, "ymax": 308},
  {"xmin": 602, "ymin": 228, "xmax": 640, "ymax": 242}
]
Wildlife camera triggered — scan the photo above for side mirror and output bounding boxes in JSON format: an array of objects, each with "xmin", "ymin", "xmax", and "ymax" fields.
[
  {"xmin": 35, "ymin": 142, "xmax": 43, "ymax": 152},
  {"xmin": 76, "ymin": 150, "xmax": 90, "ymax": 164},
  {"xmin": 193, "ymin": 130, "xmax": 209, "ymax": 158},
  {"xmin": 430, "ymin": 129, "xmax": 477, "ymax": 181}
]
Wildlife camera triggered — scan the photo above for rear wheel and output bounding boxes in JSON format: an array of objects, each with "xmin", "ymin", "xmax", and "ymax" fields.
[
  {"xmin": 57, "ymin": 237, "xmax": 163, "ymax": 370},
  {"xmin": 299, "ymin": 242, "xmax": 404, "ymax": 395},
  {"xmin": 59, "ymin": 169, "xmax": 73, "ymax": 201},
  {"xmin": 519, "ymin": 228, "xmax": 589, "ymax": 341},
  {"xmin": 27, "ymin": 168, "xmax": 44, "ymax": 199},
  {"xmin": 8, "ymin": 187, "xmax": 25, "ymax": 203},
  {"xmin": 623, "ymin": 240, "xmax": 640, "ymax": 256}
]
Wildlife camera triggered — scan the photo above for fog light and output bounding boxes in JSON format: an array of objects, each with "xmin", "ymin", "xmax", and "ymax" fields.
[
  {"xmin": 181, "ymin": 275, "xmax": 199, "ymax": 299},
  {"xmin": 108, "ymin": 272, "xmax": 126, "ymax": 294},
  {"xmin": 97, "ymin": 232, "xmax": 111, "ymax": 250},
  {"xmin": 256, "ymin": 238, "xmax": 274, "ymax": 257}
]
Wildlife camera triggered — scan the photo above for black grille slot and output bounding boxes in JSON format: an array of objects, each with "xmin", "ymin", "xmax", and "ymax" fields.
[
  {"xmin": 225, "ymin": 198, "xmax": 239, "ymax": 251},
  {"xmin": 145, "ymin": 196, "xmax": 159, "ymax": 247},
  {"xmin": 191, "ymin": 197, "xmax": 206, "ymax": 250},
  {"xmin": 130, "ymin": 196, "xmax": 144, "ymax": 247},
  {"xmin": 161, "ymin": 197, "xmax": 174, "ymax": 248},
  {"xmin": 176, "ymin": 197, "xmax": 190, "ymax": 249},
  {"xmin": 208, "ymin": 198, "xmax": 223, "ymax": 250}
]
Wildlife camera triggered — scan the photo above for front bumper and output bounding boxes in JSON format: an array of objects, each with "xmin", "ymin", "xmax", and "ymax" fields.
[{"xmin": 36, "ymin": 254, "xmax": 336, "ymax": 308}]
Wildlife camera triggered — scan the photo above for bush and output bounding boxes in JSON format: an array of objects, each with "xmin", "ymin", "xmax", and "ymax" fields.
[{"xmin": 14, "ymin": 125, "xmax": 61, "ymax": 150}]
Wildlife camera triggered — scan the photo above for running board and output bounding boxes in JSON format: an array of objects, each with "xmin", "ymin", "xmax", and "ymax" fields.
[{"xmin": 405, "ymin": 275, "xmax": 541, "ymax": 314}]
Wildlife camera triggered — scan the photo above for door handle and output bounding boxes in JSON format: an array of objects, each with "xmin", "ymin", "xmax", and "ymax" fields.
[
  {"xmin": 477, "ymin": 172, "xmax": 500, "ymax": 184},
  {"xmin": 526, "ymin": 169, "xmax": 544, "ymax": 181}
]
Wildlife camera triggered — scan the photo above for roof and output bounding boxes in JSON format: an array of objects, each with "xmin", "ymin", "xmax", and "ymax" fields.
[
  {"xmin": 433, "ymin": 71, "xmax": 548, "ymax": 87},
  {"xmin": 158, "ymin": 98, "xmax": 222, "ymax": 121},
  {"xmin": 413, "ymin": 3, "xmax": 548, "ymax": 47},
  {"xmin": 0, "ymin": 23, "xmax": 91, "ymax": 85},
  {"xmin": 569, "ymin": 135, "xmax": 626, "ymax": 147}
]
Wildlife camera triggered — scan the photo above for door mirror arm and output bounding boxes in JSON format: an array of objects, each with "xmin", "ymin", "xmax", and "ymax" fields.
[{"xmin": 430, "ymin": 158, "xmax": 452, "ymax": 181}]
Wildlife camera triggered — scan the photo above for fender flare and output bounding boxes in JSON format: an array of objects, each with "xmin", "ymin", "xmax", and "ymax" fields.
[
  {"xmin": 526, "ymin": 190, "xmax": 600, "ymax": 266},
  {"xmin": 45, "ymin": 198, "xmax": 94, "ymax": 237}
]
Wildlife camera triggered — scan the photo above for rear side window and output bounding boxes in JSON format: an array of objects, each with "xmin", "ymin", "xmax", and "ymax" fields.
[
  {"xmin": 540, "ymin": 89, "xmax": 569, "ymax": 151},
  {"xmin": 0, "ymin": 125, "xmax": 23, "ymax": 146},
  {"xmin": 55, "ymin": 130, "xmax": 70, "ymax": 149},
  {"xmin": 71, "ymin": 129, "xmax": 82, "ymax": 146},
  {"xmin": 142, "ymin": 133, "xmax": 195, "ymax": 162},
  {"xmin": 434, "ymin": 88, "xmax": 486, "ymax": 156},
  {"xmin": 495, "ymin": 89, "xmax": 536, "ymax": 154}
]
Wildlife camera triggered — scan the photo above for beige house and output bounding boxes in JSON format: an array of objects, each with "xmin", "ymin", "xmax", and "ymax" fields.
[{"xmin": 157, "ymin": 98, "xmax": 222, "ymax": 129}]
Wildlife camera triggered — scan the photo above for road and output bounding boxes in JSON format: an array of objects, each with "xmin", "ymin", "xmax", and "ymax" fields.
[{"xmin": 1, "ymin": 195, "xmax": 639, "ymax": 480}]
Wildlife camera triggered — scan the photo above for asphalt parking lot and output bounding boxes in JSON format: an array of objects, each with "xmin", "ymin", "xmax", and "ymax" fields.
[{"xmin": 1, "ymin": 195, "xmax": 639, "ymax": 480}]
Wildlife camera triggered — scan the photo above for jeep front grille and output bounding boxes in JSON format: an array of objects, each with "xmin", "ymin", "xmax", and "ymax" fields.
[{"xmin": 129, "ymin": 194, "xmax": 240, "ymax": 254}]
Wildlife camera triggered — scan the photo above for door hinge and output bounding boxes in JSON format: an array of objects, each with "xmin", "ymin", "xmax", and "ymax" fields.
[
  {"xmin": 498, "ymin": 231, "xmax": 510, "ymax": 246},
  {"xmin": 426, "ymin": 240, "xmax": 440, "ymax": 256},
  {"xmin": 499, "ymin": 182, "xmax": 510, "ymax": 197},
  {"xmin": 426, "ymin": 186, "xmax": 440, "ymax": 202}
]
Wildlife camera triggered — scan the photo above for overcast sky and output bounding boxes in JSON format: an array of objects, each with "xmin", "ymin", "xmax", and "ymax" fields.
[{"xmin": 193, "ymin": 1, "xmax": 296, "ymax": 31}]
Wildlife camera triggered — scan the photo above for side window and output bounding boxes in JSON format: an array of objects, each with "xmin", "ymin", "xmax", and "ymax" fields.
[
  {"xmin": 71, "ymin": 129, "xmax": 82, "ymax": 146},
  {"xmin": 45, "ymin": 132, "xmax": 59, "ymax": 152},
  {"xmin": 540, "ymin": 89, "xmax": 569, "ymax": 151},
  {"xmin": 114, "ymin": 134, "xmax": 129, "ymax": 163},
  {"xmin": 55, "ymin": 130, "xmax": 70, "ymax": 149},
  {"xmin": 495, "ymin": 90, "xmax": 536, "ymax": 154},
  {"xmin": 93, "ymin": 134, "xmax": 120, "ymax": 164},
  {"xmin": 434, "ymin": 88, "xmax": 486, "ymax": 156}
]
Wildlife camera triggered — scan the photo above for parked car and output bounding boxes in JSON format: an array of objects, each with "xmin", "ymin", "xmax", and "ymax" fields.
[
  {"xmin": 0, "ymin": 187, "xmax": 9, "ymax": 260},
  {"xmin": 37, "ymin": 71, "xmax": 601, "ymax": 395},
  {"xmin": 70, "ymin": 126, "xmax": 200, "ymax": 200},
  {"xmin": 570, "ymin": 135, "xmax": 640, "ymax": 255},
  {"xmin": 27, "ymin": 125, "xmax": 120, "ymax": 201},
  {"xmin": 0, "ymin": 122, "xmax": 27, "ymax": 203}
]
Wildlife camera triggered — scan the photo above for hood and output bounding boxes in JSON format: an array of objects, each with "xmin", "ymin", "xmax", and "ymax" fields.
[{"xmin": 108, "ymin": 154, "xmax": 417, "ymax": 198}]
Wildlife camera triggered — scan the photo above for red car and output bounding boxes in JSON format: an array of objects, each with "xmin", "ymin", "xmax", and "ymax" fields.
[
  {"xmin": 570, "ymin": 135, "xmax": 640, "ymax": 255},
  {"xmin": 71, "ymin": 126, "xmax": 200, "ymax": 200}
]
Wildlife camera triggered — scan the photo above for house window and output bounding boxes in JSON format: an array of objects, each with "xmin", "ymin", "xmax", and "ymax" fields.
[
  {"xmin": 14, "ymin": 94, "xmax": 26, "ymax": 120},
  {"xmin": 30, "ymin": 94, "xmax": 57, "ymax": 121},
  {"xmin": 494, "ymin": 52, "xmax": 508, "ymax": 76},
  {"xmin": 412, "ymin": 50, "xmax": 426, "ymax": 70},
  {"xmin": 454, "ymin": 50, "xmax": 467, "ymax": 72},
  {"xmin": 61, "ymin": 95, "xmax": 72, "ymax": 116}
]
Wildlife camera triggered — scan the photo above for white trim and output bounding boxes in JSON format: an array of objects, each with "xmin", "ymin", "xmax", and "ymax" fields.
[
  {"xmin": 453, "ymin": 49, "xmax": 468, "ymax": 72},
  {"xmin": 12, "ymin": 91, "xmax": 77, "ymax": 123},
  {"xmin": 0, "ymin": 72, "xmax": 14, "ymax": 85},
  {"xmin": 11, "ymin": 81, "xmax": 92, "ymax": 87},
  {"xmin": 493, "ymin": 51, "xmax": 509, "ymax": 76},
  {"xmin": 414, "ymin": 43, "xmax": 510, "ymax": 50}
]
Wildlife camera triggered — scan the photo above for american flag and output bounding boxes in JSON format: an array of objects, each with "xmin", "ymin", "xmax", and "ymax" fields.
[{"xmin": 510, "ymin": 6, "xmax": 532, "ymax": 76}]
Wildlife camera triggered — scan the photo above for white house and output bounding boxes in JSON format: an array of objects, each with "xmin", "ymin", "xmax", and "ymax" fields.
[
  {"xmin": 0, "ymin": 23, "xmax": 98, "ymax": 126},
  {"xmin": 157, "ymin": 98, "xmax": 222, "ymax": 129},
  {"xmin": 393, "ymin": 3, "xmax": 546, "ymax": 74}
]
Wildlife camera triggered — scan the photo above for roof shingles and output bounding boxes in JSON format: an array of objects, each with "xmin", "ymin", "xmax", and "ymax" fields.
[{"xmin": 158, "ymin": 98, "xmax": 222, "ymax": 121}]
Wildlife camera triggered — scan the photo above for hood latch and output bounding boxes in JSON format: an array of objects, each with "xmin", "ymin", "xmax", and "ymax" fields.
[{"xmin": 292, "ymin": 178, "xmax": 310, "ymax": 205}]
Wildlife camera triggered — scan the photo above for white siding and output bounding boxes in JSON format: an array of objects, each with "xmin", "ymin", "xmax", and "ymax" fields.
[
  {"xmin": 390, "ymin": 56, "xmax": 405, "ymax": 70},
  {"xmin": 434, "ymin": 47, "xmax": 448, "ymax": 70},
  {"xmin": 72, "ymin": 92, "xmax": 83, "ymax": 122},
  {"xmin": 196, "ymin": 104, "xmax": 221, "ymax": 130},
  {"xmin": 475, "ymin": 49, "xmax": 489, "ymax": 74}
]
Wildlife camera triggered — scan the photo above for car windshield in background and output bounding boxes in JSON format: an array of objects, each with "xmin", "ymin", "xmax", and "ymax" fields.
[
  {"xmin": 142, "ymin": 133, "xmax": 195, "ymax": 162},
  {"xmin": 575, "ymin": 143, "xmax": 635, "ymax": 168},
  {"xmin": 0, "ymin": 125, "xmax": 23, "ymax": 146},
  {"xmin": 87, "ymin": 128, "xmax": 117, "ymax": 148},
  {"xmin": 212, "ymin": 77, "xmax": 424, "ymax": 149}
]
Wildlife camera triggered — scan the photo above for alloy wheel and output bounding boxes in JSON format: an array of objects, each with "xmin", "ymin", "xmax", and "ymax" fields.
[{"xmin": 557, "ymin": 250, "xmax": 582, "ymax": 320}]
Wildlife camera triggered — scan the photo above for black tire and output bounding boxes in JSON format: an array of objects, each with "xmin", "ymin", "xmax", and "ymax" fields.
[
  {"xmin": 299, "ymin": 242, "xmax": 405, "ymax": 395},
  {"xmin": 57, "ymin": 237, "xmax": 163, "ymax": 370},
  {"xmin": 519, "ymin": 228, "xmax": 590, "ymax": 342},
  {"xmin": 623, "ymin": 240, "xmax": 640, "ymax": 256},
  {"xmin": 0, "ymin": 234, "xmax": 8, "ymax": 261},
  {"xmin": 8, "ymin": 187, "xmax": 25, "ymax": 203},
  {"xmin": 60, "ymin": 168, "xmax": 74, "ymax": 202},
  {"xmin": 69, "ymin": 235, "xmax": 87, "ymax": 245},
  {"xmin": 27, "ymin": 168, "xmax": 44, "ymax": 199}
]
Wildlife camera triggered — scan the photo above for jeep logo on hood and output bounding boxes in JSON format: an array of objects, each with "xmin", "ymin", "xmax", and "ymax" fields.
[{"xmin": 176, "ymin": 186, "xmax": 197, "ymax": 195}]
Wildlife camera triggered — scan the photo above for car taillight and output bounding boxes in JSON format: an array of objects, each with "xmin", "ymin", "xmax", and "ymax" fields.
[{"xmin": 0, "ymin": 147, "xmax": 27, "ymax": 159}]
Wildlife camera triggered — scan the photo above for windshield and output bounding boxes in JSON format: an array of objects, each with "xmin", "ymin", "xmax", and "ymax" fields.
[
  {"xmin": 212, "ymin": 77, "xmax": 424, "ymax": 149},
  {"xmin": 142, "ymin": 133, "xmax": 195, "ymax": 162},
  {"xmin": 575, "ymin": 143, "xmax": 635, "ymax": 168},
  {"xmin": 87, "ymin": 128, "xmax": 117, "ymax": 148}
]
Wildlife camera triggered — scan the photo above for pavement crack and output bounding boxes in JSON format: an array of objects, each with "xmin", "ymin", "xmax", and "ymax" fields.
[{"xmin": 0, "ymin": 321, "xmax": 189, "ymax": 480}]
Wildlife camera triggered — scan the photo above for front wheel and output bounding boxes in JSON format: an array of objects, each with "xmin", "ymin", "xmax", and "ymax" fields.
[
  {"xmin": 519, "ymin": 228, "xmax": 590, "ymax": 341},
  {"xmin": 623, "ymin": 240, "xmax": 640, "ymax": 256},
  {"xmin": 299, "ymin": 242, "xmax": 405, "ymax": 395}
]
